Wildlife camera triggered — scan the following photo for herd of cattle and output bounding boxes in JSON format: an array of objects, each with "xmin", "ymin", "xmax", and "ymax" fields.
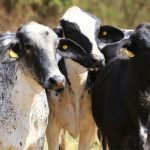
[{"xmin": 0, "ymin": 6, "xmax": 150, "ymax": 150}]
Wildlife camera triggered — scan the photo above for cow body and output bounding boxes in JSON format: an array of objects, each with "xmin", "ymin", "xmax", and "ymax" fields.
[
  {"xmin": 0, "ymin": 21, "xmax": 87, "ymax": 150},
  {"xmin": 47, "ymin": 59, "xmax": 96, "ymax": 150},
  {"xmin": 92, "ymin": 23, "xmax": 150, "ymax": 149},
  {"xmin": 0, "ymin": 22, "xmax": 65, "ymax": 150},
  {"xmin": 46, "ymin": 6, "xmax": 104, "ymax": 150},
  {"xmin": 0, "ymin": 62, "xmax": 48, "ymax": 150}
]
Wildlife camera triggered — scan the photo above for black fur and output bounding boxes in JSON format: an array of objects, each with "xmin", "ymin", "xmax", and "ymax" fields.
[
  {"xmin": 60, "ymin": 19, "xmax": 93, "ymax": 55},
  {"xmin": 92, "ymin": 23, "xmax": 150, "ymax": 149}
]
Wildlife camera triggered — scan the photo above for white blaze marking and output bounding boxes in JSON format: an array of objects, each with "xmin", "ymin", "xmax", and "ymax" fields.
[
  {"xmin": 61, "ymin": 6, "xmax": 104, "ymax": 59},
  {"xmin": 139, "ymin": 120, "xmax": 147, "ymax": 149}
]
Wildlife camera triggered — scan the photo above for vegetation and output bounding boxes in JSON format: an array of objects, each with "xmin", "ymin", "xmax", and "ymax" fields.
[
  {"xmin": 0, "ymin": 0, "xmax": 149, "ymax": 31},
  {"xmin": 44, "ymin": 131, "xmax": 101, "ymax": 150}
]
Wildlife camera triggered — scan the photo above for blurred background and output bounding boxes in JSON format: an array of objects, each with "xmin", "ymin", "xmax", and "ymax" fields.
[{"xmin": 0, "ymin": 0, "xmax": 149, "ymax": 32}]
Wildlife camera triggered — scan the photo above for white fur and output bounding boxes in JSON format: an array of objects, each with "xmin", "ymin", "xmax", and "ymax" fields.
[
  {"xmin": 47, "ymin": 59, "xmax": 97, "ymax": 150},
  {"xmin": 47, "ymin": 7, "xmax": 100, "ymax": 150},
  {"xmin": 61, "ymin": 6, "xmax": 104, "ymax": 60},
  {"xmin": 0, "ymin": 22, "xmax": 65, "ymax": 150},
  {"xmin": 139, "ymin": 120, "xmax": 147, "ymax": 149},
  {"xmin": 24, "ymin": 22, "xmax": 63, "ymax": 78},
  {"xmin": 0, "ymin": 68, "xmax": 49, "ymax": 150}
]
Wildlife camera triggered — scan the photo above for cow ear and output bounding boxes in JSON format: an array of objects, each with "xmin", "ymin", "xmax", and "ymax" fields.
[
  {"xmin": 53, "ymin": 28, "xmax": 63, "ymax": 38},
  {"xmin": 0, "ymin": 34, "xmax": 20, "ymax": 64},
  {"xmin": 57, "ymin": 38, "xmax": 87, "ymax": 60},
  {"xmin": 101, "ymin": 38, "xmax": 132, "ymax": 63},
  {"xmin": 98, "ymin": 25, "xmax": 124, "ymax": 49}
]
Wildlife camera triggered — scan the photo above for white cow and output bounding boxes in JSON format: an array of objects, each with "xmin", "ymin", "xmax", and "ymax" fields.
[
  {"xmin": 46, "ymin": 6, "xmax": 105, "ymax": 150},
  {"xmin": 0, "ymin": 21, "xmax": 87, "ymax": 150}
]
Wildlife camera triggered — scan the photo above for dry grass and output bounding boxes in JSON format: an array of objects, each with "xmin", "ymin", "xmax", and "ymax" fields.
[
  {"xmin": 66, "ymin": 132, "xmax": 101, "ymax": 150},
  {"xmin": 45, "ymin": 132, "xmax": 101, "ymax": 150}
]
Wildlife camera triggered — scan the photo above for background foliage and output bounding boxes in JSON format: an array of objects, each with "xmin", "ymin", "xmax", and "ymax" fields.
[{"xmin": 0, "ymin": 0, "xmax": 149, "ymax": 31}]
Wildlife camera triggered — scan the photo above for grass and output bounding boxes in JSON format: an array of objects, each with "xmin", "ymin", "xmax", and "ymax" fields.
[{"xmin": 45, "ymin": 132, "xmax": 101, "ymax": 150}]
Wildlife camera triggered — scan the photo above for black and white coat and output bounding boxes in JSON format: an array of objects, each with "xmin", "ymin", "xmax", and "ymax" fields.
[{"xmin": 46, "ymin": 6, "xmax": 105, "ymax": 150}]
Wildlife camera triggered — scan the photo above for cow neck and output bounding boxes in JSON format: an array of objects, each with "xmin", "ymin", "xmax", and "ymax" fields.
[
  {"xmin": 11, "ymin": 61, "xmax": 43, "ymax": 110},
  {"xmin": 65, "ymin": 58, "xmax": 88, "ymax": 97},
  {"xmin": 96, "ymin": 57, "xmax": 119, "ymax": 86},
  {"xmin": 64, "ymin": 58, "xmax": 88, "ymax": 129},
  {"xmin": 130, "ymin": 59, "xmax": 150, "ymax": 127},
  {"xmin": 131, "ymin": 58, "xmax": 150, "ymax": 91}
]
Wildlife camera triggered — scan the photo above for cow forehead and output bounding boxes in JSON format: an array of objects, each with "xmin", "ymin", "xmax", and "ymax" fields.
[
  {"xmin": 61, "ymin": 6, "xmax": 100, "ymax": 38},
  {"xmin": 21, "ymin": 21, "xmax": 49, "ymax": 33},
  {"xmin": 19, "ymin": 21, "xmax": 58, "ymax": 42}
]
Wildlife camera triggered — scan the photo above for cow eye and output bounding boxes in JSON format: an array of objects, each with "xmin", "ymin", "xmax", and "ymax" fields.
[
  {"xmin": 24, "ymin": 43, "xmax": 33, "ymax": 54},
  {"xmin": 24, "ymin": 43, "xmax": 32, "ymax": 50}
]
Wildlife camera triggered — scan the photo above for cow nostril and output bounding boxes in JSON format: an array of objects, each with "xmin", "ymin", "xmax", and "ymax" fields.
[
  {"xmin": 49, "ymin": 77, "xmax": 57, "ymax": 85},
  {"xmin": 45, "ymin": 75, "xmax": 66, "ymax": 90}
]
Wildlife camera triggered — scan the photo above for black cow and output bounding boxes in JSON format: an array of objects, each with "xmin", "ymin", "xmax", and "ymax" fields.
[{"xmin": 92, "ymin": 23, "xmax": 150, "ymax": 149}]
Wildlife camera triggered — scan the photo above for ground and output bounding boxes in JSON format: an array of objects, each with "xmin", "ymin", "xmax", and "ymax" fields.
[{"xmin": 45, "ymin": 131, "xmax": 101, "ymax": 150}]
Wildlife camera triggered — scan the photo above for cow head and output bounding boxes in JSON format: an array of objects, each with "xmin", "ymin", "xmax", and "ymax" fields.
[
  {"xmin": 100, "ymin": 23, "xmax": 150, "ymax": 84},
  {"xmin": 96, "ymin": 25, "xmax": 134, "ymax": 64},
  {"xmin": 127, "ymin": 23, "xmax": 150, "ymax": 82},
  {"xmin": 0, "ymin": 22, "xmax": 87, "ymax": 90},
  {"xmin": 54, "ymin": 6, "xmax": 105, "ymax": 69}
]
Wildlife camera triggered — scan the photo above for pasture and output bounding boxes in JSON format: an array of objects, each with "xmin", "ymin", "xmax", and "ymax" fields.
[{"xmin": 45, "ymin": 132, "xmax": 101, "ymax": 150}]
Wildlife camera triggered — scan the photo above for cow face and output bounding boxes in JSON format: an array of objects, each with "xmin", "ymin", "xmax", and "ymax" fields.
[
  {"xmin": 55, "ymin": 6, "xmax": 105, "ymax": 69},
  {"xmin": 128, "ymin": 23, "xmax": 150, "ymax": 82},
  {"xmin": 16, "ymin": 22, "xmax": 67, "ymax": 90},
  {"xmin": 99, "ymin": 23, "xmax": 150, "ymax": 83},
  {"xmin": 0, "ymin": 22, "xmax": 87, "ymax": 90}
]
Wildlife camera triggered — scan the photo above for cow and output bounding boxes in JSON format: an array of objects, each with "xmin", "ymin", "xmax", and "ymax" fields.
[
  {"xmin": 92, "ymin": 23, "xmax": 150, "ymax": 149},
  {"xmin": 0, "ymin": 21, "xmax": 89, "ymax": 150},
  {"xmin": 46, "ymin": 6, "xmax": 105, "ymax": 150}
]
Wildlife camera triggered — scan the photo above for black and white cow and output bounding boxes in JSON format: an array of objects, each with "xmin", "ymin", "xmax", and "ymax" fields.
[
  {"xmin": 46, "ymin": 6, "xmax": 105, "ymax": 150},
  {"xmin": 92, "ymin": 23, "xmax": 150, "ymax": 149},
  {"xmin": 0, "ymin": 21, "xmax": 88, "ymax": 150}
]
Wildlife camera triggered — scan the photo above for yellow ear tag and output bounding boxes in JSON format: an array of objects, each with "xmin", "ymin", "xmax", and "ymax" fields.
[
  {"xmin": 9, "ymin": 50, "xmax": 19, "ymax": 58},
  {"xmin": 102, "ymin": 31, "xmax": 107, "ymax": 36},
  {"xmin": 62, "ymin": 45, "xmax": 68, "ymax": 50},
  {"xmin": 125, "ymin": 49, "xmax": 135, "ymax": 57}
]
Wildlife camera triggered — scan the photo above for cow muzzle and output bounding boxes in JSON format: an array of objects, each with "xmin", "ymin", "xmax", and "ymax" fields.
[
  {"xmin": 89, "ymin": 54, "xmax": 105, "ymax": 71},
  {"xmin": 43, "ymin": 75, "xmax": 66, "ymax": 92}
]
